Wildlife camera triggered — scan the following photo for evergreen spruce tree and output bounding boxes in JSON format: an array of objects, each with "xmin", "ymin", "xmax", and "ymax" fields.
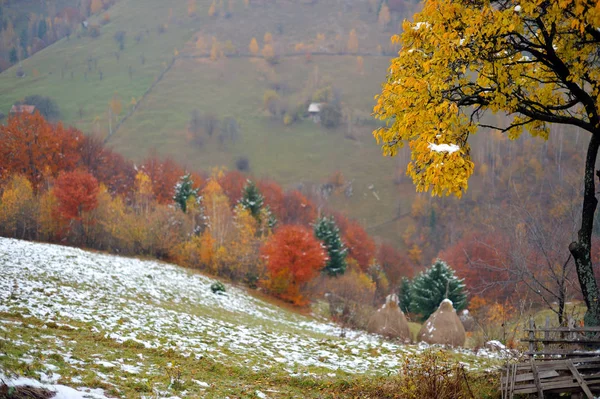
[
  {"xmin": 398, "ymin": 277, "xmax": 412, "ymax": 314},
  {"xmin": 9, "ymin": 47, "xmax": 18, "ymax": 64},
  {"xmin": 263, "ymin": 205, "xmax": 277, "ymax": 229},
  {"xmin": 410, "ymin": 259, "xmax": 467, "ymax": 321},
  {"xmin": 37, "ymin": 20, "xmax": 47, "ymax": 40},
  {"xmin": 173, "ymin": 173, "xmax": 199, "ymax": 213},
  {"xmin": 314, "ymin": 216, "xmax": 347, "ymax": 276},
  {"xmin": 239, "ymin": 180, "xmax": 264, "ymax": 220}
]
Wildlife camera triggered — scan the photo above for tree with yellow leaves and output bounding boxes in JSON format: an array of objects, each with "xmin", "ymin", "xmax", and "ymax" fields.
[
  {"xmin": 188, "ymin": 0, "xmax": 197, "ymax": 17},
  {"xmin": 0, "ymin": 174, "xmax": 37, "ymax": 239},
  {"xmin": 208, "ymin": 1, "xmax": 217, "ymax": 17},
  {"xmin": 110, "ymin": 93, "xmax": 122, "ymax": 117},
  {"xmin": 249, "ymin": 37, "xmax": 259, "ymax": 55},
  {"xmin": 90, "ymin": 0, "xmax": 103, "ymax": 14},
  {"xmin": 347, "ymin": 29, "xmax": 358, "ymax": 53},
  {"xmin": 210, "ymin": 37, "xmax": 223, "ymax": 61},
  {"xmin": 134, "ymin": 171, "xmax": 153, "ymax": 215},
  {"xmin": 356, "ymin": 56, "xmax": 364, "ymax": 74},
  {"xmin": 214, "ymin": 205, "xmax": 262, "ymax": 282},
  {"xmin": 38, "ymin": 188, "xmax": 61, "ymax": 241},
  {"xmin": 264, "ymin": 32, "xmax": 273, "ymax": 45},
  {"xmin": 372, "ymin": 0, "xmax": 600, "ymax": 325},
  {"xmin": 262, "ymin": 43, "xmax": 275, "ymax": 63},
  {"xmin": 199, "ymin": 229, "xmax": 216, "ymax": 268},
  {"xmin": 378, "ymin": 3, "xmax": 391, "ymax": 28},
  {"xmin": 201, "ymin": 179, "xmax": 232, "ymax": 247}
]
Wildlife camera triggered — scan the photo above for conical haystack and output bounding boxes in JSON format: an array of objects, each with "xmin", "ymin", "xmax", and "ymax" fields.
[
  {"xmin": 367, "ymin": 294, "xmax": 410, "ymax": 341},
  {"xmin": 417, "ymin": 299, "xmax": 466, "ymax": 347}
]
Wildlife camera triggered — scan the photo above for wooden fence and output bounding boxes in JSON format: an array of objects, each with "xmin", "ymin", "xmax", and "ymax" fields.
[{"xmin": 501, "ymin": 317, "xmax": 600, "ymax": 398}]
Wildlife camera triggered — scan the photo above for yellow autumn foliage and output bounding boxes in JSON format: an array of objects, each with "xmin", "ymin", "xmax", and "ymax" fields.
[{"xmin": 373, "ymin": 0, "xmax": 600, "ymax": 198}]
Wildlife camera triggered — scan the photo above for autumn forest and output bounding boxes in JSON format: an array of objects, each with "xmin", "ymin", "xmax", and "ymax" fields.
[{"xmin": 1, "ymin": 0, "xmax": 600, "ymax": 397}]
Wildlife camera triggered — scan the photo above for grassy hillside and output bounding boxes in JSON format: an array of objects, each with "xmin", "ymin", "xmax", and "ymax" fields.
[
  {"xmin": 0, "ymin": 238, "xmax": 504, "ymax": 398},
  {"xmin": 0, "ymin": 0, "xmax": 422, "ymax": 244}
]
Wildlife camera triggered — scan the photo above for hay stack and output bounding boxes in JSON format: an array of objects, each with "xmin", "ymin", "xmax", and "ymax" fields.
[
  {"xmin": 367, "ymin": 294, "xmax": 411, "ymax": 341},
  {"xmin": 417, "ymin": 299, "xmax": 466, "ymax": 347}
]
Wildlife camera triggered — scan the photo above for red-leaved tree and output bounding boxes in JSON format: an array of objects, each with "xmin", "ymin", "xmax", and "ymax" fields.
[
  {"xmin": 0, "ymin": 112, "xmax": 82, "ymax": 192},
  {"xmin": 438, "ymin": 233, "xmax": 514, "ymax": 301},
  {"xmin": 141, "ymin": 155, "xmax": 184, "ymax": 204},
  {"xmin": 80, "ymin": 135, "xmax": 136, "ymax": 197},
  {"xmin": 261, "ymin": 225, "xmax": 327, "ymax": 305},
  {"xmin": 342, "ymin": 220, "xmax": 376, "ymax": 272},
  {"xmin": 218, "ymin": 170, "xmax": 247, "ymax": 205},
  {"xmin": 378, "ymin": 243, "xmax": 414, "ymax": 288},
  {"xmin": 281, "ymin": 190, "xmax": 317, "ymax": 226},
  {"xmin": 54, "ymin": 170, "xmax": 100, "ymax": 221},
  {"xmin": 257, "ymin": 179, "xmax": 285, "ymax": 221}
]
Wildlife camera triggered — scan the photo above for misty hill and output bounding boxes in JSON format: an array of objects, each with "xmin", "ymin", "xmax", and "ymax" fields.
[
  {"xmin": 0, "ymin": 0, "xmax": 425, "ymax": 243},
  {"xmin": 0, "ymin": 0, "xmax": 586, "ymax": 262}
]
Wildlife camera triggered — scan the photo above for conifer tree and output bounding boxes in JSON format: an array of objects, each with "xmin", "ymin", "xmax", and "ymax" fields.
[
  {"xmin": 410, "ymin": 259, "xmax": 467, "ymax": 321},
  {"xmin": 398, "ymin": 276, "xmax": 412, "ymax": 314},
  {"xmin": 9, "ymin": 47, "xmax": 18, "ymax": 64},
  {"xmin": 314, "ymin": 216, "xmax": 347, "ymax": 276},
  {"xmin": 262, "ymin": 205, "xmax": 277, "ymax": 229},
  {"xmin": 239, "ymin": 180, "xmax": 264, "ymax": 219},
  {"xmin": 173, "ymin": 173, "xmax": 199, "ymax": 213}
]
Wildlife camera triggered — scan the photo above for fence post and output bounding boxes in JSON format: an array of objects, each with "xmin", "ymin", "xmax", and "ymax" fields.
[
  {"xmin": 568, "ymin": 316, "xmax": 576, "ymax": 341},
  {"xmin": 544, "ymin": 316, "xmax": 550, "ymax": 353},
  {"xmin": 529, "ymin": 318, "xmax": 535, "ymax": 355}
]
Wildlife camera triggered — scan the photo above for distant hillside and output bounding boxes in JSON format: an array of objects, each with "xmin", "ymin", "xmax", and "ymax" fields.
[{"xmin": 0, "ymin": 0, "xmax": 425, "ymax": 246}]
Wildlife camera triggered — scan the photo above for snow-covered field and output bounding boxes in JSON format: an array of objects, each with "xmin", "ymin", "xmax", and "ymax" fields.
[{"xmin": 0, "ymin": 238, "xmax": 504, "ymax": 398}]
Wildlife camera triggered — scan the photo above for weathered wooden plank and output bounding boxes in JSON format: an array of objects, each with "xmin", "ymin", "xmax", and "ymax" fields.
[
  {"xmin": 524, "ymin": 327, "xmax": 600, "ymax": 332},
  {"xmin": 501, "ymin": 370, "xmax": 560, "ymax": 384},
  {"xmin": 566, "ymin": 360, "xmax": 595, "ymax": 398},
  {"xmin": 515, "ymin": 376, "xmax": 600, "ymax": 391},
  {"xmin": 509, "ymin": 371, "xmax": 600, "ymax": 388},
  {"xmin": 526, "ymin": 350, "xmax": 600, "ymax": 357},
  {"xmin": 521, "ymin": 338, "xmax": 600, "ymax": 344},
  {"xmin": 530, "ymin": 358, "xmax": 544, "ymax": 398},
  {"xmin": 523, "ymin": 357, "xmax": 600, "ymax": 365},
  {"xmin": 514, "ymin": 378, "xmax": 600, "ymax": 394},
  {"xmin": 509, "ymin": 363, "xmax": 516, "ymax": 399}
]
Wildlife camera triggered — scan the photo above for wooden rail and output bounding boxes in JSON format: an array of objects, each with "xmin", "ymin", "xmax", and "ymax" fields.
[{"xmin": 501, "ymin": 317, "xmax": 600, "ymax": 398}]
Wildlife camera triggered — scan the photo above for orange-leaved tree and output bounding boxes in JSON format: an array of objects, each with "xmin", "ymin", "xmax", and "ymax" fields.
[
  {"xmin": 342, "ymin": 220, "xmax": 376, "ymax": 272},
  {"xmin": 54, "ymin": 170, "xmax": 99, "ymax": 222},
  {"xmin": 378, "ymin": 243, "xmax": 414, "ymax": 288},
  {"xmin": 261, "ymin": 225, "xmax": 327, "ymax": 305},
  {"xmin": 257, "ymin": 179, "xmax": 284, "ymax": 221},
  {"xmin": 218, "ymin": 170, "xmax": 247, "ymax": 205},
  {"xmin": 0, "ymin": 112, "xmax": 82, "ymax": 192},
  {"xmin": 281, "ymin": 190, "xmax": 316, "ymax": 226}
]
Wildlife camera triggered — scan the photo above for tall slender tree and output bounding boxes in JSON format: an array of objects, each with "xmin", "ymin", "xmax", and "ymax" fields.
[
  {"xmin": 314, "ymin": 216, "xmax": 347, "ymax": 276},
  {"xmin": 373, "ymin": 0, "xmax": 600, "ymax": 326}
]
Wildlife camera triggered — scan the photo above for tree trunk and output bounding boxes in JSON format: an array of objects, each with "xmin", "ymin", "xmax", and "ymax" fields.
[{"xmin": 569, "ymin": 133, "xmax": 600, "ymax": 327}]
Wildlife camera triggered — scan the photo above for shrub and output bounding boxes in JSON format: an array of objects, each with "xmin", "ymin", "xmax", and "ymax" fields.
[
  {"xmin": 88, "ymin": 25, "xmax": 101, "ymax": 38},
  {"xmin": 210, "ymin": 281, "xmax": 226, "ymax": 294},
  {"xmin": 397, "ymin": 349, "xmax": 475, "ymax": 399},
  {"xmin": 114, "ymin": 30, "xmax": 126, "ymax": 50},
  {"xmin": 235, "ymin": 157, "xmax": 250, "ymax": 172},
  {"xmin": 320, "ymin": 103, "xmax": 342, "ymax": 128},
  {"xmin": 16, "ymin": 95, "xmax": 60, "ymax": 121}
]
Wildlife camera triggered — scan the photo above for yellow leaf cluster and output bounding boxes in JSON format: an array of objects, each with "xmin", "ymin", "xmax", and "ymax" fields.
[{"xmin": 373, "ymin": 0, "xmax": 599, "ymax": 198}]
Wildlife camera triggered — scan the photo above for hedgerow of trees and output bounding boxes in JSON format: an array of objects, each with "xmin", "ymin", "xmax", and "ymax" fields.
[{"xmin": 0, "ymin": 112, "xmax": 416, "ymax": 317}]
